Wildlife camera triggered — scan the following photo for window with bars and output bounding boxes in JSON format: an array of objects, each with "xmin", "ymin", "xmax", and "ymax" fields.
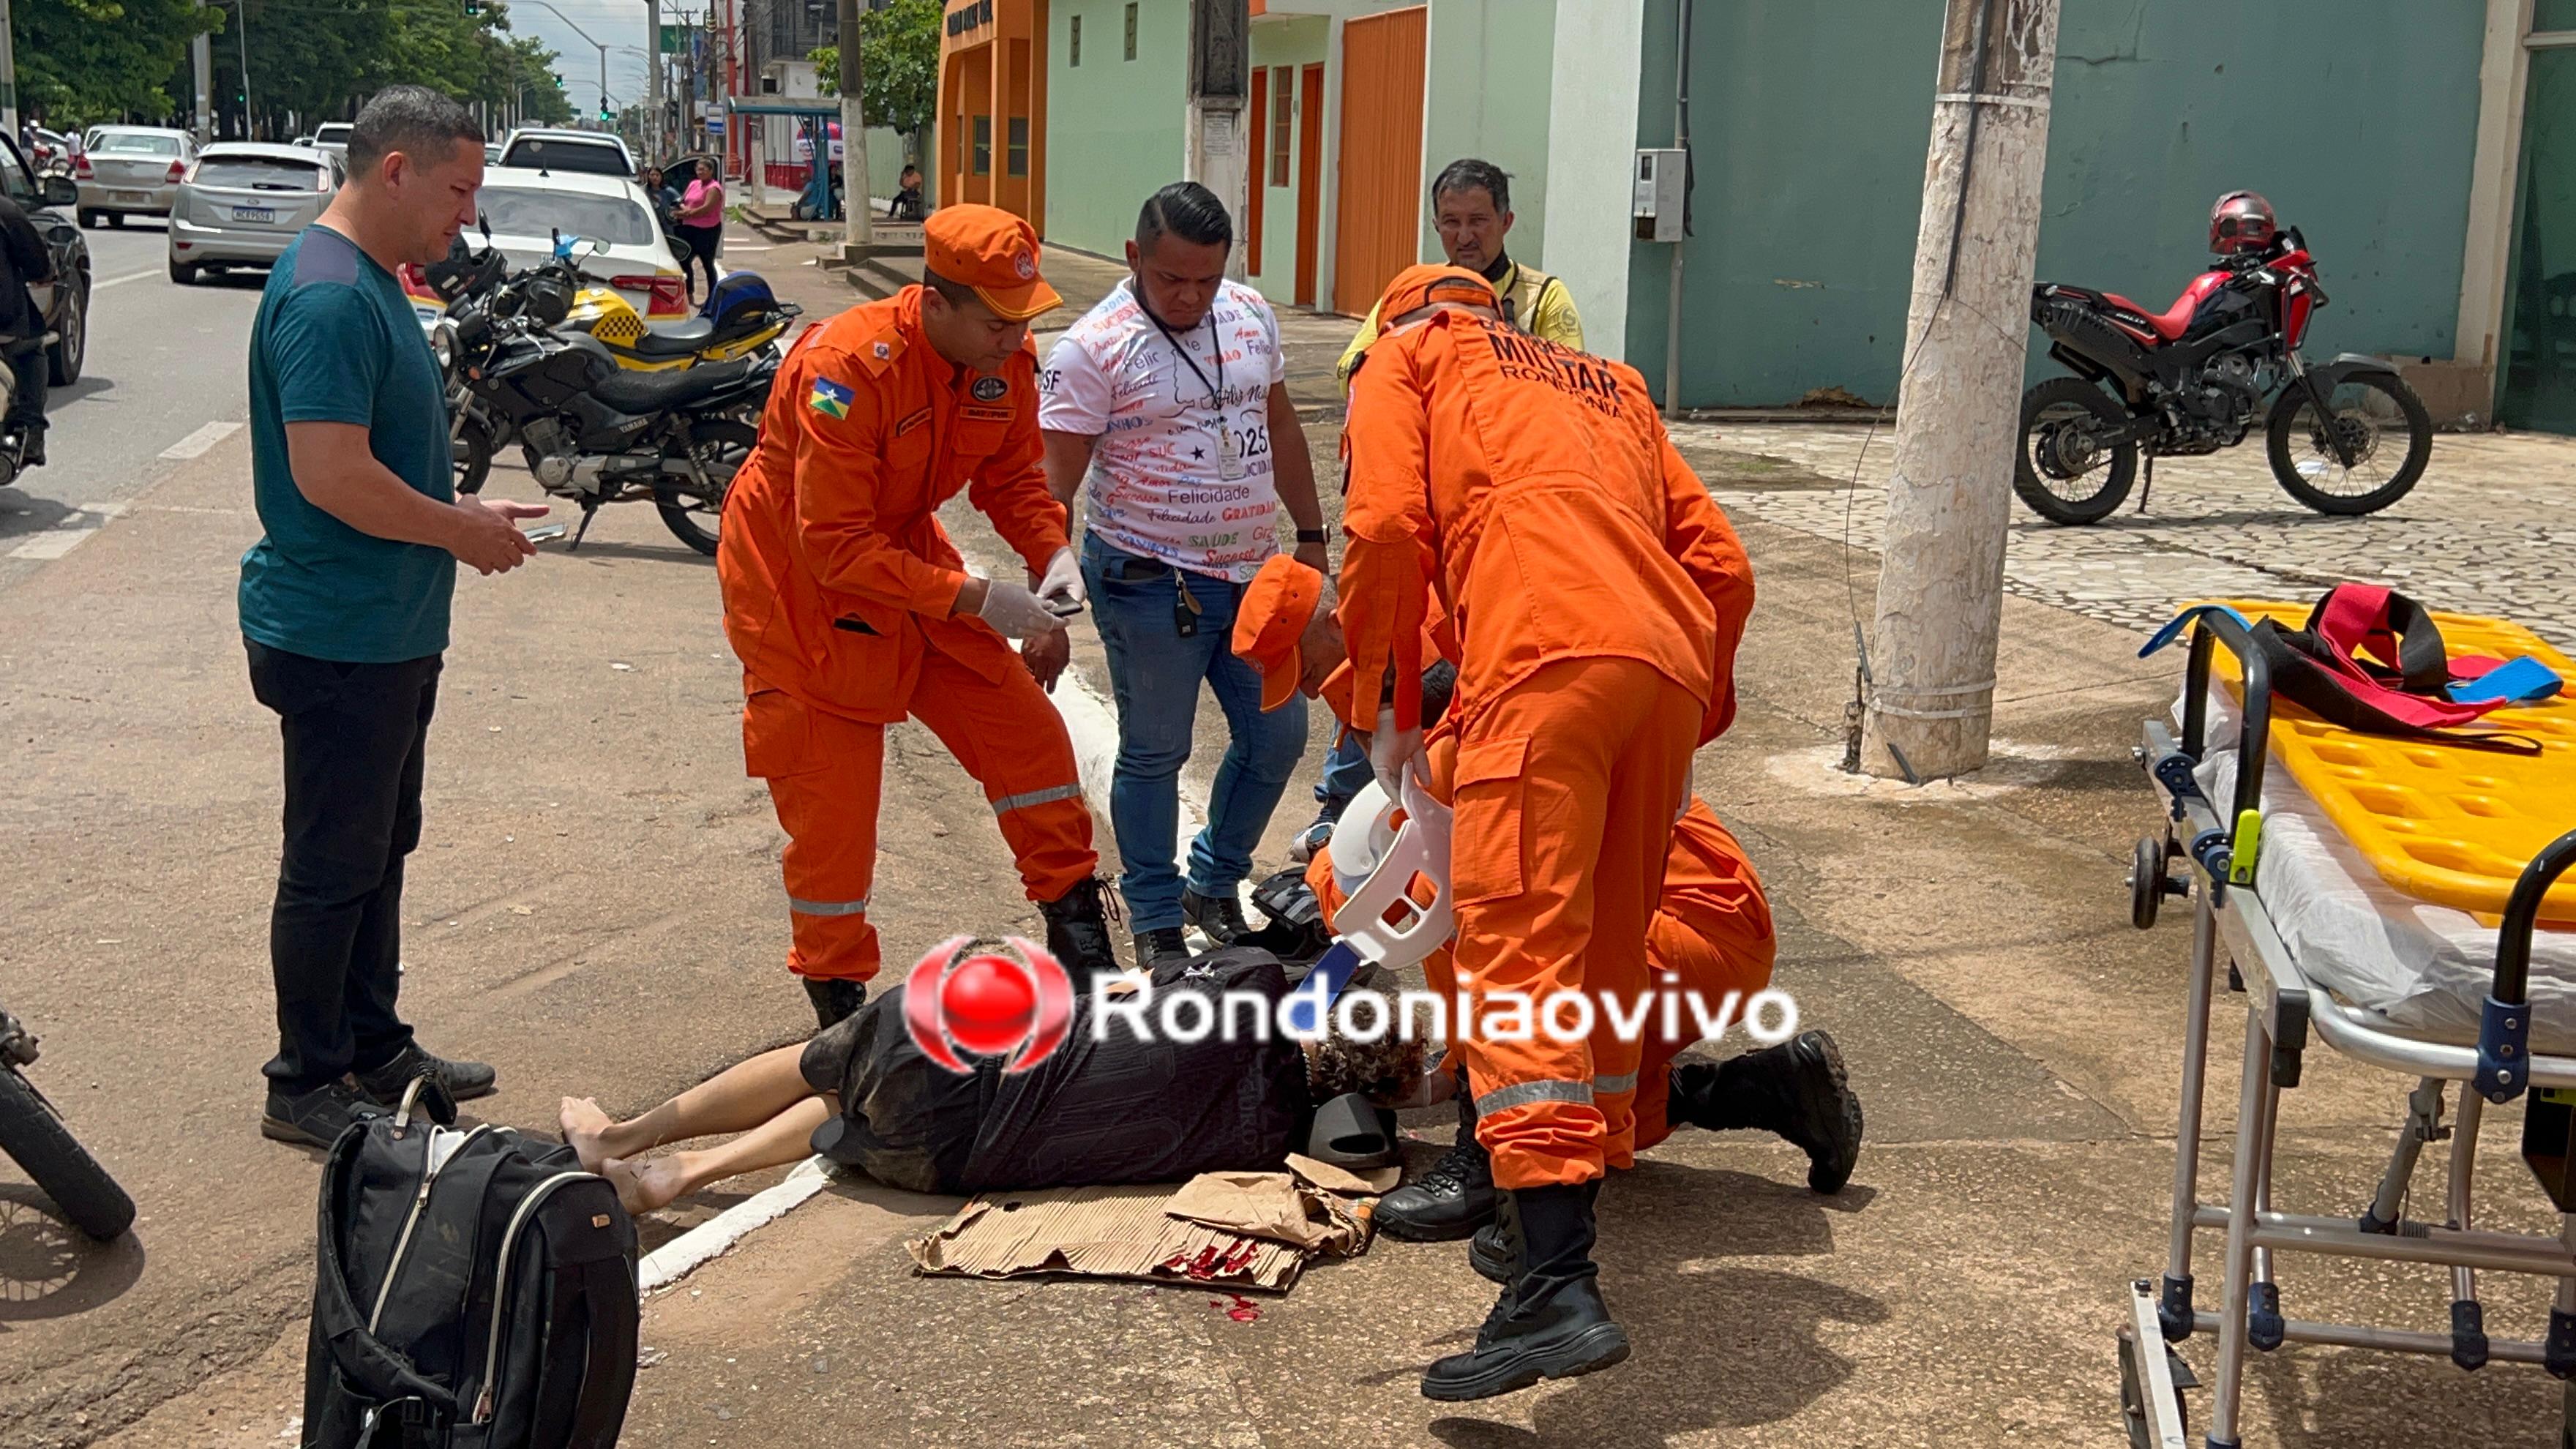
[
  {"xmin": 1008, "ymin": 117, "xmax": 1030, "ymax": 177},
  {"xmin": 1124, "ymin": 2, "xmax": 1138, "ymax": 60},
  {"xmin": 1269, "ymin": 67, "xmax": 1292, "ymax": 185},
  {"xmin": 972, "ymin": 115, "xmax": 992, "ymax": 175},
  {"xmin": 1069, "ymin": 13, "xmax": 1081, "ymax": 65}
]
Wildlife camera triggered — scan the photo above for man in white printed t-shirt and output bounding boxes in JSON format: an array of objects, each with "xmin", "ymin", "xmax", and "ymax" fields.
[{"xmin": 1039, "ymin": 181, "xmax": 1328, "ymax": 969}]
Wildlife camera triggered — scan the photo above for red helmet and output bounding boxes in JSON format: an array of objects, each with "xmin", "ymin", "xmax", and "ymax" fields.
[{"xmin": 2210, "ymin": 191, "xmax": 2277, "ymax": 255}]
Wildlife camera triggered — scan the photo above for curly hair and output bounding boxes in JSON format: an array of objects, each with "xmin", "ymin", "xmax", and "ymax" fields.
[{"xmin": 1306, "ymin": 988, "xmax": 1430, "ymax": 1101}]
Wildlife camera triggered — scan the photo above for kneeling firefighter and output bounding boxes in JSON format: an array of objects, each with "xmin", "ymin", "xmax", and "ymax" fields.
[{"xmin": 1324, "ymin": 264, "xmax": 1759, "ymax": 1399}]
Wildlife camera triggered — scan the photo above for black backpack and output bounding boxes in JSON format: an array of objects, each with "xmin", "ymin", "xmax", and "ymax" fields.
[{"xmin": 302, "ymin": 1090, "xmax": 640, "ymax": 1448}]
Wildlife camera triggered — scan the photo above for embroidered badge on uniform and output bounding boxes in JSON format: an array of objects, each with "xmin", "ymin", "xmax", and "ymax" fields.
[
  {"xmin": 873, "ymin": 341, "xmax": 891, "ymax": 361},
  {"xmin": 809, "ymin": 375, "xmax": 855, "ymax": 419},
  {"xmin": 970, "ymin": 375, "xmax": 1008, "ymax": 402}
]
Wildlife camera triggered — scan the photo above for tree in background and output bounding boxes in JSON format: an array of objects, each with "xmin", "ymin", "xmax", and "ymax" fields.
[
  {"xmin": 17, "ymin": 0, "xmax": 214, "ymax": 127},
  {"xmin": 811, "ymin": 0, "xmax": 937, "ymax": 168}
]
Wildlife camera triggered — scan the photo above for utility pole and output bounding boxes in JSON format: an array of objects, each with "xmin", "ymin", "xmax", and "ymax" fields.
[
  {"xmin": 1861, "ymin": 0, "xmax": 2061, "ymax": 782},
  {"xmin": 0, "ymin": 0, "xmax": 18, "ymax": 143},
  {"xmin": 646, "ymin": 0, "xmax": 662, "ymax": 158},
  {"xmin": 836, "ymin": 0, "xmax": 872, "ymax": 252},
  {"xmin": 1183, "ymin": 0, "xmax": 1250, "ymax": 280},
  {"xmin": 192, "ymin": 1, "xmax": 214, "ymax": 142}
]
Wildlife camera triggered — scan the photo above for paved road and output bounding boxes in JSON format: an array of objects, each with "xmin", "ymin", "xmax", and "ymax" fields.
[{"xmin": 0, "ymin": 220, "xmax": 263, "ymax": 583}]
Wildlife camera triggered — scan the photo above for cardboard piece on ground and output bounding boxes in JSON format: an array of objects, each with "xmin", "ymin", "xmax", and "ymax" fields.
[
  {"xmin": 1286, "ymin": 1152, "xmax": 1401, "ymax": 1196},
  {"xmin": 1167, "ymin": 1171, "xmax": 1371, "ymax": 1257},
  {"xmin": 907, "ymin": 1184, "xmax": 1310, "ymax": 1291}
]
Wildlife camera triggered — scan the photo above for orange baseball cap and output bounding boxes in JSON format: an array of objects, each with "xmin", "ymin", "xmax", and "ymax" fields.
[
  {"xmin": 1232, "ymin": 555, "xmax": 1325, "ymax": 712},
  {"xmin": 1376, "ymin": 263, "xmax": 1496, "ymax": 323},
  {"xmin": 924, "ymin": 204, "xmax": 1063, "ymax": 321}
]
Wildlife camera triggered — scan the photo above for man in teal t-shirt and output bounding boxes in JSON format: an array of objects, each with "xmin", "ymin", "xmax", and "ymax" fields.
[{"xmin": 239, "ymin": 86, "xmax": 548, "ymax": 1149}]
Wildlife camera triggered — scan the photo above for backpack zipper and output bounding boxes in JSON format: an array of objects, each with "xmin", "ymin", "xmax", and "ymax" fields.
[
  {"xmin": 366, "ymin": 1124, "xmax": 496, "ymax": 1333},
  {"xmin": 469, "ymin": 1171, "xmax": 604, "ymax": 1425}
]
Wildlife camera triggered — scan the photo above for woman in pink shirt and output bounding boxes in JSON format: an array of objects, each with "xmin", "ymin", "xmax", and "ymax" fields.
[{"xmin": 675, "ymin": 158, "xmax": 725, "ymax": 304}]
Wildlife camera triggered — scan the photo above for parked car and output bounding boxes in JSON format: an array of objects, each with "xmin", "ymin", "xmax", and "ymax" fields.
[
  {"xmin": 0, "ymin": 134, "xmax": 93, "ymax": 389},
  {"xmin": 402, "ymin": 166, "xmax": 687, "ymax": 332},
  {"xmin": 497, "ymin": 129, "xmax": 633, "ymax": 178},
  {"xmin": 485, "ymin": 141, "xmax": 503, "ymax": 165},
  {"xmin": 168, "ymin": 143, "xmax": 345, "ymax": 285},
  {"xmin": 75, "ymin": 127, "xmax": 197, "ymax": 227},
  {"xmin": 310, "ymin": 122, "xmax": 353, "ymax": 164}
]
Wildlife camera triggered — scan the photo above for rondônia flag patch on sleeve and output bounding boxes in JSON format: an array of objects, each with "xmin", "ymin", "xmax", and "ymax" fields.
[{"xmin": 809, "ymin": 374, "xmax": 855, "ymax": 420}]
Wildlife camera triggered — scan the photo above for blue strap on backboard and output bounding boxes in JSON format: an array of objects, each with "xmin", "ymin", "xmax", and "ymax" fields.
[
  {"xmin": 1280, "ymin": 940, "xmax": 1364, "ymax": 1038},
  {"xmin": 2140, "ymin": 604, "xmax": 2255, "ymax": 659}
]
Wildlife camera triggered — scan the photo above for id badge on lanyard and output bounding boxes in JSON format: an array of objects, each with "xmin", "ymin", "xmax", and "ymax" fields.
[{"xmin": 1216, "ymin": 420, "xmax": 1246, "ymax": 481}]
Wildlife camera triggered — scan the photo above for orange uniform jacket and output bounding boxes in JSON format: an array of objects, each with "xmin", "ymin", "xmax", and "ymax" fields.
[
  {"xmin": 719, "ymin": 289, "xmax": 1071, "ymax": 719},
  {"xmin": 1334, "ymin": 311, "xmax": 1754, "ymax": 740}
]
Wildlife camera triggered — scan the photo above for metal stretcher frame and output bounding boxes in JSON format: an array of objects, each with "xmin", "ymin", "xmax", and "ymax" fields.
[{"xmin": 2118, "ymin": 611, "xmax": 2576, "ymax": 1449}]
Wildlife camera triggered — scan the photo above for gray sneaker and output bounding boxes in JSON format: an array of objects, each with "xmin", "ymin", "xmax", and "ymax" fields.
[{"xmin": 261, "ymin": 1080, "xmax": 383, "ymax": 1149}]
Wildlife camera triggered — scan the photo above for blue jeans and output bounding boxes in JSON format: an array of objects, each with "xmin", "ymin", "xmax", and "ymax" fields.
[
  {"xmin": 1314, "ymin": 733, "xmax": 1372, "ymax": 816},
  {"xmin": 1082, "ymin": 535, "xmax": 1311, "ymax": 933}
]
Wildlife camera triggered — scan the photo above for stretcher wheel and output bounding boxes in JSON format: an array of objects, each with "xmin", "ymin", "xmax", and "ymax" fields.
[
  {"xmin": 2131, "ymin": 836, "xmax": 2184, "ymax": 931},
  {"xmin": 2118, "ymin": 1325, "xmax": 2190, "ymax": 1448}
]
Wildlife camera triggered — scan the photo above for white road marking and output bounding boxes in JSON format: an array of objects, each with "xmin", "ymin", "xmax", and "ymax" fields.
[
  {"xmin": 637, "ymin": 1156, "xmax": 831, "ymax": 1293},
  {"xmin": 158, "ymin": 419, "xmax": 243, "ymax": 460},
  {"xmin": 7, "ymin": 501, "xmax": 128, "ymax": 560},
  {"xmin": 93, "ymin": 269, "xmax": 163, "ymax": 291}
]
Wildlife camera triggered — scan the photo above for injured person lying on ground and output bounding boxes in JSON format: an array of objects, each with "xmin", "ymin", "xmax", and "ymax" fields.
[{"xmin": 561, "ymin": 948, "xmax": 1431, "ymax": 1215}]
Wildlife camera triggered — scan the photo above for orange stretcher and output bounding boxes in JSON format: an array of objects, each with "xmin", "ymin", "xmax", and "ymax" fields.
[{"xmin": 2204, "ymin": 599, "xmax": 2576, "ymax": 928}]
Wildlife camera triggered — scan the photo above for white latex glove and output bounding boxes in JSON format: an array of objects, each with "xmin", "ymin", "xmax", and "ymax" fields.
[
  {"xmin": 1368, "ymin": 705, "xmax": 1425, "ymax": 796},
  {"xmin": 1036, "ymin": 545, "xmax": 1085, "ymax": 613},
  {"xmin": 970, "ymin": 578, "xmax": 1068, "ymax": 639}
]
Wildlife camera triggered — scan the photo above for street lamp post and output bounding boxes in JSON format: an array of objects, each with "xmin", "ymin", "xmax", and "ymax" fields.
[{"xmin": 518, "ymin": 0, "xmax": 612, "ymax": 130}]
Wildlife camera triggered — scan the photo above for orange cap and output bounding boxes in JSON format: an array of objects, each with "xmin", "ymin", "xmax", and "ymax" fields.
[
  {"xmin": 924, "ymin": 205, "xmax": 1063, "ymax": 322},
  {"xmin": 1231, "ymin": 555, "xmax": 1325, "ymax": 712},
  {"xmin": 1376, "ymin": 263, "xmax": 1496, "ymax": 324}
]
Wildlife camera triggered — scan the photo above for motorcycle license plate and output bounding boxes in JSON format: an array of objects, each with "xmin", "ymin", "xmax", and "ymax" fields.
[
  {"xmin": 233, "ymin": 206, "xmax": 274, "ymax": 224},
  {"xmin": 112, "ymin": 190, "xmax": 149, "ymax": 204}
]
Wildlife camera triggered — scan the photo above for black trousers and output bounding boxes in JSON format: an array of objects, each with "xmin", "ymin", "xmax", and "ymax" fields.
[
  {"xmin": 246, "ymin": 642, "xmax": 442, "ymax": 1095},
  {"xmin": 676, "ymin": 222, "xmax": 722, "ymax": 299},
  {"xmin": 4, "ymin": 337, "xmax": 45, "ymax": 433}
]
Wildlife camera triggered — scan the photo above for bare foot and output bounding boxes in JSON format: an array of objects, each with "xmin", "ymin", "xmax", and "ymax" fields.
[
  {"xmin": 559, "ymin": 1097, "xmax": 616, "ymax": 1174},
  {"xmin": 600, "ymin": 1155, "xmax": 689, "ymax": 1216}
]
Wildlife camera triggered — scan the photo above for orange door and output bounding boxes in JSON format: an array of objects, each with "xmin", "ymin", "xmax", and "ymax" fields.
[
  {"xmin": 1330, "ymin": 6, "xmax": 1426, "ymax": 316},
  {"xmin": 1295, "ymin": 62, "xmax": 1323, "ymax": 307},
  {"xmin": 1248, "ymin": 67, "xmax": 1268, "ymax": 276}
]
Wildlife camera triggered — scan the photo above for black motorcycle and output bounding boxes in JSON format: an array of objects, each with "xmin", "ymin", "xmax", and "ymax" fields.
[
  {"xmin": 436, "ymin": 266, "xmax": 774, "ymax": 556},
  {"xmin": 2018, "ymin": 225, "xmax": 2433, "ymax": 525},
  {"xmin": 0, "ymin": 1005, "xmax": 134, "ymax": 1240}
]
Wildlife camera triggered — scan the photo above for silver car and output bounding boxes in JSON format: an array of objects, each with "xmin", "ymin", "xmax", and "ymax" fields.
[
  {"xmin": 168, "ymin": 143, "xmax": 343, "ymax": 283},
  {"xmin": 75, "ymin": 126, "xmax": 197, "ymax": 227}
]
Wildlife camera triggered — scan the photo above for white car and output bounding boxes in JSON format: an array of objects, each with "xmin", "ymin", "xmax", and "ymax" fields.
[
  {"xmin": 75, "ymin": 126, "xmax": 197, "ymax": 226},
  {"xmin": 310, "ymin": 122, "xmax": 353, "ymax": 163},
  {"xmin": 402, "ymin": 166, "xmax": 688, "ymax": 331},
  {"xmin": 496, "ymin": 129, "xmax": 633, "ymax": 179}
]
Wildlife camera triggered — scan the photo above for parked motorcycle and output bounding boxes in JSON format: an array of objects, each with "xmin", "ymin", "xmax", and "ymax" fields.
[
  {"xmin": 0, "ymin": 1004, "xmax": 135, "ymax": 1240},
  {"xmin": 438, "ymin": 270, "xmax": 774, "ymax": 555},
  {"xmin": 2017, "ymin": 220, "xmax": 2433, "ymax": 525}
]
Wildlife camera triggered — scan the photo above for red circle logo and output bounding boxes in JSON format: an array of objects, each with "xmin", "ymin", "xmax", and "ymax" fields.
[
  {"xmin": 902, "ymin": 936, "xmax": 1075, "ymax": 1073},
  {"xmin": 1013, "ymin": 250, "xmax": 1036, "ymax": 280}
]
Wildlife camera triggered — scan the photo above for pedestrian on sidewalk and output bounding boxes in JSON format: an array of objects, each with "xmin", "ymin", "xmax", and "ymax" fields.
[
  {"xmin": 1038, "ymin": 181, "xmax": 1328, "ymax": 967},
  {"xmin": 1296, "ymin": 158, "xmax": 1587, "ymax": 862},
  {"xmin": 718, "ymin": 204, "xmax": 1123, "ymax": 1032},
  {"xmin": 239, "ymin": 86, "xmax": 550, "ymax": 1148},
  {"xmin": 675, "ymin": 157, "xmax": 725, "ymax": 304}
]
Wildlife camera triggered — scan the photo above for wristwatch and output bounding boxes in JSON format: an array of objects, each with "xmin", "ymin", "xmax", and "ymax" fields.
[{"xmin": 1294, "ymin": 528, "xmax": 1329, "ymax": 545}]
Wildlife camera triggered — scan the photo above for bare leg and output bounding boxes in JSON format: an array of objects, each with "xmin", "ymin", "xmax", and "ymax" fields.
[
  {"xmin": 561, "ymin": 1044, "xmax": 815, "ymax": 1170},
  {"xmin": 602, "ymin": 1096, "xmax": 834, "ymax": 1214}
]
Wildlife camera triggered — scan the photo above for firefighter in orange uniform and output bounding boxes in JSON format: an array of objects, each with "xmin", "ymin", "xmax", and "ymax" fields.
[
  {"xmin": 1332, "ymin": 263, "xmax": 1756, "ymax": 1399},
  {"xmin": 719, "ymin": 206, "xmax": 1119, "ymax": 1030}
]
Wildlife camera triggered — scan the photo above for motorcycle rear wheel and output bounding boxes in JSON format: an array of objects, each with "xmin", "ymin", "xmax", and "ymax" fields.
[
  {"xmin": 0, "ymin": 1067, "xmax": 135, "ymax": 1240},
  {"xmin": 657, "ymin": 419, "xmax": 755, "ymax": 556},
  {"xmin": 2266, "ymin": 372, "xmax": 2431, "ymax": 516},
  {"xmin": 2014, "ymin": 376, "xmax": 2138, "ymax": 525}
]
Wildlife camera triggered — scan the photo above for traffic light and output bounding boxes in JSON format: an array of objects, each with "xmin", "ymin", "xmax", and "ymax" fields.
[
  {"xmin": 462, "ymin": 0, "xmax": 480, "ymax": 15},
  {"xmin": 599, "ymin": 97, "xmax": 613, "ymax": 121}
]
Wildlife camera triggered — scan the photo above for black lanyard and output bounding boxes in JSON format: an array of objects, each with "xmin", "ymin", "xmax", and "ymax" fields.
[{"xmin": 1147, "ymin": 304, "xmax": 1226, "ymax": 416}]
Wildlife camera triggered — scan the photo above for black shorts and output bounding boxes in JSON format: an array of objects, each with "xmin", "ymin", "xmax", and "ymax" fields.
[{"xmin": 798, "ymin": 1008, "xmax": 866, "ymax": 1097}]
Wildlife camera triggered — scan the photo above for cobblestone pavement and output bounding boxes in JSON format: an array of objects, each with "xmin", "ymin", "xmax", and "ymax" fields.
[{"xmin": 1672, "ymin": 421, "xmax": 2576, "ymax": 643}]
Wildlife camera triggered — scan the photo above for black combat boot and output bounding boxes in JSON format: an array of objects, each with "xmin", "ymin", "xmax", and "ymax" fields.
[
  {"xmin": 804, "ymin": 977, "xmax": 866, "ymax": 1030},
  {"xmin": 1669, "ymin": 1029, "xmax": 1864, "ymax": 1194},
  {"xmin": 1420, "ymin": 1180, "xmax": 1628, "ymax": 1401},
  {"xmin": 1039, "ymin": 877, "xmax": 1125, "ymax": 989},
  {"xmin": 1377, "ymin": 1090, "xmax": 1497, "ymax": 1241},
  {"xmin": 1180, "ymin": 886, "xmax": 1251, "ymax": 945}
]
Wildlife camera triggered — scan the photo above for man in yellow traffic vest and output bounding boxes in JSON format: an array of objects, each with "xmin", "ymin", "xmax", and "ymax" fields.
[{"xmin": 1333, "ymin": 157, "xmax": 1583, "ymax": 394}]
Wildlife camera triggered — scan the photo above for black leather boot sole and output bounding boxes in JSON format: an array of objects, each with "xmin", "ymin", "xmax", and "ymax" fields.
[{"xmin": 1420, "ymin": 1314, "xmax": 1630, "ymax": 1401}]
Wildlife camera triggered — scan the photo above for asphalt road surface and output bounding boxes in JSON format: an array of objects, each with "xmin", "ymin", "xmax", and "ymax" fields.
[{"xmin": 0, "ymin": 219, "xmax": 263, "ymax": 585}]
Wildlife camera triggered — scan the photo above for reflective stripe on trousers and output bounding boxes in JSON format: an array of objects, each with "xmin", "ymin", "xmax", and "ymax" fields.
[
  {"xmin": 1477, "ymin": 1071, "xmax": 1639, "ymax": 1117},
  {"xmin": 992, "ymin": 782, "xmax": 1083, "ymax": 816},
  {"xmin": 788, "ymin": 894, "xmax": 869, "ymax": 917}
]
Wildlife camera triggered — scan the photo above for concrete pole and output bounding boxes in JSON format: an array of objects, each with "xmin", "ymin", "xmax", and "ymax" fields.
[
  {"xmin": 192, "ymin": 6, "xmax": 214, "ymax": 143},
  {"xmin": 836, "ymin": 0, "xmax": 872, "ymax": 252},
  {"xmin": 1184, "ymin": 0, "xmax": 1251, "ymax": 281},
  {"xmin": 0, "ymin": 0, "xmax": 19, "ymax": 142},
  {"xmin": 1860, "ymin": 0, "xmax": 2061, "ymax": 782},
  {"xmin": 646, "ymin": 0, "xmax": 662, "ymax": 159}
]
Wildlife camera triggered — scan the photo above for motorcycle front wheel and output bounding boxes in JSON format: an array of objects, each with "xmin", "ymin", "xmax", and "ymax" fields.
[
  {"xmin": 2013, "ymin": 376, "xmax": 2138, "ymax": 525},
  {"xmin": 657, "ymin": 419, "xmax": 755, "ymax": 556},
  {"xmin": 2266, "ymin": 372, "xmax": 2432, "ymax": 516},
  {"xmin": 452, "ymin": 413, "xmax": 498, "ymax": 495},
  {"xmin": 0, "ymin": 1067, "xmax": 135, "ymax": 1240}
]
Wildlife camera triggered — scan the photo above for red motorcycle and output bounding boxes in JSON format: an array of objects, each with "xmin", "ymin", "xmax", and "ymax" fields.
[{"xmin": 2016, "ymin": 192, "xmax": 2432, "ymax": 525}]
